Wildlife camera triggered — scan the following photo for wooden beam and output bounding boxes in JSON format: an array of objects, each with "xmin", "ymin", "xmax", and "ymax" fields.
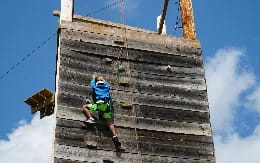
[
  {"xmin": 60, "ymin": 0, "xmax": 74, "ymax": 21},
  {"xmin": 158, "ymin": 0, "xmax": 169, "ymax": 35},
  {"xmin": 53, "ymin": 10, "xmax": 156, "ymax": 34},
  {"xmin": 179, "ymin": 0, "xmax": 196, "ymax": 40}
]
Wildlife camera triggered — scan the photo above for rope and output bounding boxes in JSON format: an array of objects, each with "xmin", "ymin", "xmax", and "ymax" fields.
[
  {"xmin": 116, "ymin": 0, "xmax": 139, "ymax": 152},
  {"xmin": 0, "ymin": 32, "xmax": 56, "ymax": 80},
  {"xmin": 86, "ymin": 0, "xmax": 124, "ymax": 17},
  {"xmin": 173, "ymin": 0, "xmax": 182, "ymax": 36},
  {"xmin": 0, "ymin": 1, "xmax": 125, "ymax": 81}
]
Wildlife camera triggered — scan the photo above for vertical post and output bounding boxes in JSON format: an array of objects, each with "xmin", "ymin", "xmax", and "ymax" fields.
[
  {"xmin": 60, "ymin": 0, "xmax": 74, "ymax": 22},
  {"xmin": 179, "ymin": 0, "xmax": 196, "ymax": 40},
  {"xmin": 158, "ymin": 0, "xmax": 169, "ymax": 35}
]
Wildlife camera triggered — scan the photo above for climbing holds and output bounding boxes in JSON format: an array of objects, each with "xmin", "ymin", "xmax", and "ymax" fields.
[
  {"xmin": 166, "ymin": 65, "xmax": 172, "ymax": 72},
  {"xmin": 104, "ymin": 58, "xmax": 113, "ymax": 63},
  {"xmin": 86, "ymin": 141, "xmax": 97, "ymax": 149},
  {"xmin": 119, "ymin": 79, "xmax": 130, "ymax": 87},
  {"xmin": 113, "ymin": 40, "xmax": 125, "ymax": 45},
  {"xmin": 121, "ymin": 102, "xmax": 132, "ymax": 109},
  {"xmin": 85, "ymin": 98, "xmax": 91, "ymax": 104},
  {"xmin": 118, "ymin": 65, "xmax": 126, "ymax": 73},
  {"xmin": 103, "ymin": 160, "xmax": 114, "ymax": 163}
]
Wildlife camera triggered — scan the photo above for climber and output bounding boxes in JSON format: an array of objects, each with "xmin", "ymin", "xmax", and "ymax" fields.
[{"xmin": 82, "ymin": 74, "xmax": 121, "ymax": 148}]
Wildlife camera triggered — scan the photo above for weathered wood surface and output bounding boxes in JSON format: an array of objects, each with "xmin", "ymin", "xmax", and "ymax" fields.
[
  {"xmin": 60, "ymin": 50, "xmax": 205, "ymax": 81},
  {"xmin": 57, "ymin": 81, "xmax": 210, "ymax": 122},
  {"xmin": 57, "ymin": 93, "xmax": 210, "ymax": 123},
  {"xmin": 59, "ymin": 66, "xmax": 207, "ymax": 97},
  {"xmin": 60, "ymin": 38, "xmax": 203, "ymax": 68},
  {"xmin": 59, "ymin": 21, "xmax": 201, "ymax": 49},
  {"xmin": 56, "ymin": 108, "xmax": 211, "ymax": 136},
  {"xmin": 57, "ymin": 87, "xmax": 209, "ymax": 113},
  {"xmin": 55, "ymin": 144, "xmax": 214, "ymax": 163},
  {"xmin": 55, "ymin": 157, "xmax": 215, "ymax": 163},
  {"xmin": 54, "ymin": 20, "xmax": 215, "ymax": 162},
  {"xmin": 55, "ymin": 158, "xmax": 87, "ymax": 163}
]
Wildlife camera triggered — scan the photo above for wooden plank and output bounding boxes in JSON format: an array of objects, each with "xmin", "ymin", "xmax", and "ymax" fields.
[
  {"xmin": 60, "ymin": 37, "xmax": 203, "ymax": 68},
  {"xmin": 54, "ymin": 10, "xmax": 157, "ymax": 34},
  {"xmin": 58, "ymin": 65, "xmax": 207, "ymax": 95},
  {"xmin": 54, "ymin": 154, "xmax": 215, "ymax": 163},
  {"xmin": 57, "ymin": 80, "xmax": 210, "ymax": 120},
  {"xmin": 39, "ymin": 89, "xmax": 53, "ymax": 98},
  {"xmin": 57, "ymin": 118, "xmax": 213, "ymax": 147},
  {"xmin": 136, "ymin": 95, "xmax": 208, "ymax": 112},
  {"xmin": 31, "ymin": 93, "xmax": 46, "ymax": 104},
  {"xmin": 54, "ymin": 143, "xmax": 214, "ymax": 162},
  {"xmin": 55, "ymin": 118, "xmax": 214, "ymax": 160},
  {"xmin": 60, "ymin": 28, "xmax": 202, "ymax": 60},
  {"xmin": 57, "ymin": 99, "xmax": 209, "ymax": 124},
  {"xmin": 59, "ymin": 56, "xmax": 205, "ymax": 86},
  {"xmin": 24, "ymin": 98, "xmax": 38, "ymax": 113},
  {"xmin": 60, "ymin": 51, "xmax": 205, "ymax": 81},
  {"xmin": 55, "ymin": 125, "xmax": 213, "ymax": 159},
  {"xmin": 55, "ymin": 124, "xmax": 138, "ymax": 153},
  {"xmin": 141, "ymin": 155, "xmax": 215, "ymax": 163},
  {"xmin": 58, "ymin": 69, "xmax": 207, "ymax": 102},
  {"xmin": 114, "ymin": 114, "xmax": 212, "ymax": 136},
  {"xmin": 55, "ymin": 104, "xmax": 211, "ymax": 136},
  {"xmin": 137, "ymin": 129, "xmax": 213, "ymax": 144},
  {"xmin": 40, "ymin": 103, "xmax": 55, "ymax": 119},
  {"xmin": 59, "ymin": 65, "xmax": 206, "ymax": 92},
  {"xmin": 55, "ymin": 144, "xmax": 142, "ymax": 163},
  {"xmin": 57, "ymin": 89, "xmax": 209, "ymax": 113},
  {"xmin": 56, "ymin": 118, "xmax": 213, "ymax": 144},
  {"xmin": 59, "ymin": 20, "xmax": 201, "ymax": 50},
  {"xmin": 136, "ymin": 105, "xmax": 210, "ymax": 123},
  {"xmin": 55, "ymin": 121, "xmax": 213, "ymax": 149},
  {"xmin": 139, "ymin": 141, "xmax": 214, "ymax": 159},
  {"xmin": 55, "ymin": 158, "xmax": 87, "ymax": 163}
]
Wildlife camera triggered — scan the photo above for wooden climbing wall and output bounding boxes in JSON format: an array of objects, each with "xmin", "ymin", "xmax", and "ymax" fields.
[{"xmin": 54, "ymin": 18, "xmax": 215, "ymax": 163}]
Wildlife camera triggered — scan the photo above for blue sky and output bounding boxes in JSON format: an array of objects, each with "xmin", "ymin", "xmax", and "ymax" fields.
[{"xmin": 0, "ymin": 0, "xmax": 260, "ymax": 162}]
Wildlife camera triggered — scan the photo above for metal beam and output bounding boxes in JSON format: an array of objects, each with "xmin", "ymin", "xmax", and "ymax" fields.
[
  {"xmin": 179, "ymin": 0, "xmax": 196, "ymax": 40},
  {"xmin": 158, "ymin": 0, "xmax": 169, "ymax": 35}
]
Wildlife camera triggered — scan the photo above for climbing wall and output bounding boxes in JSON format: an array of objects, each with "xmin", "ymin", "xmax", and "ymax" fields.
[{"xmin": 54, "ymin": 18, "xmax": 215, "ymax": 163}]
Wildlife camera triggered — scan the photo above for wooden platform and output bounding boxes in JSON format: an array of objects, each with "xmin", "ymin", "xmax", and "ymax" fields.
[
  {"xmin": 24, "ymin": 88, "xmax": 54, "ymax": 119},
  {"xmin": 54, "ymin": 18, "xmax": 215, "ymax": 163}
]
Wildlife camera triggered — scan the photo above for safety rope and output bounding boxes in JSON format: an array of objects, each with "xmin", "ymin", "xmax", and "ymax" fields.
[
  {"xmin": 173, "ymin": 0, "xmax": 182, "ymax": 36},
  {"xmin": 116, "ymin": 0, "xmax": 139, "ymax": 152}
]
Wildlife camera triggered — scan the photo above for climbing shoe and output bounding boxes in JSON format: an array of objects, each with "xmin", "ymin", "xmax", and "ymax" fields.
[
  {"xmin": 85, "ymin": 98, "xmax": 91, "ymax": 104},
  {"xmin": 86, "ymin": 118, "xmax": 96, "ymax": 124},
  {"xmin": 112, "ymin": 136, "xmax": 121, "ymax": 147}
]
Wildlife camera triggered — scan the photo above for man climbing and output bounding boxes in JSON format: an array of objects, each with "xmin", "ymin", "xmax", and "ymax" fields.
[{"xmin": 82, "ymin": 74, "xmax": 122, "ymax": 149}]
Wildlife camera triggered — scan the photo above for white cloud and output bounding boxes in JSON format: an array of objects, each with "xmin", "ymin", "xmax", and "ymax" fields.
[
  {"xmin": 205, "ymin": 48, "xmax": 255, "ymax": 133},
  {"xmin": 215, "ymin": 125, "xmax": 260, "ymax": 163},
  {"xmin": 0, "ymin": 114, "xmax": 54, "ymax": 163},
  {"xmin": 206, "ymin": 48, "xmax": 260, "ymax": 163},
  {"xmin": 246, "ymin": 86, "xmax": 260, "ymax": 112}
]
